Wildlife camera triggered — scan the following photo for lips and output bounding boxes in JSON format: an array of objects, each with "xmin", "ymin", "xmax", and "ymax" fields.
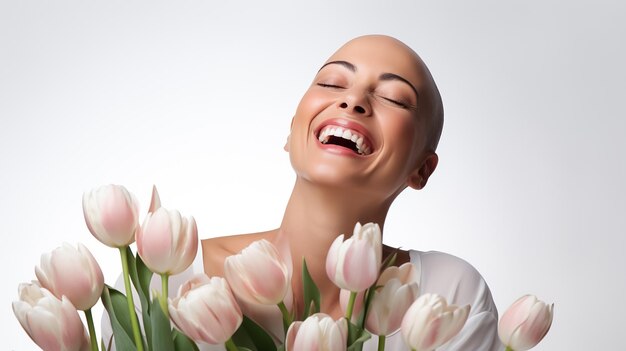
[{"xmin": 315, "ymin": 119, "xmax": 374, "ymax": 156}]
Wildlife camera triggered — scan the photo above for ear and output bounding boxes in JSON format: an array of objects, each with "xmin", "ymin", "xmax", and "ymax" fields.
[
  {"xmin": 283, "ymin": 134, "xmax": 290, "ymax": 152},
  {"xmin": 407, "ymin": 152, "xmax": 439, "ymax": 190},
  {"xmin": 284, "ymin": 117, "xmax": 295, "ymax": 152}
]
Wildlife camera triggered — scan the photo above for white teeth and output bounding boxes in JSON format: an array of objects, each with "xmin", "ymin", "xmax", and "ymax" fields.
[
  {"xmin": 317, "ymin": 125, "xmax": 372, "ymax": 155},
  {"xmin": 318, "ymin": 130, "xmax": 329, "ymax": 143}
]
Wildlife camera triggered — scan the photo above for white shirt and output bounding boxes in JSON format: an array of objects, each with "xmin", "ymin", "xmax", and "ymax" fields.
[{"xmin": 103, "ymin": 247, "xmax": 503, "ymax": 350}]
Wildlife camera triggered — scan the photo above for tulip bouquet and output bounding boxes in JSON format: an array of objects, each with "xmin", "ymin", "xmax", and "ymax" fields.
[
  {"xmin": 13, "ymin": 183, "xmax": 554, "ymax": 351},
  {"xmin": 13, "ymin": 184, "xmax": 202, "ymax": 351},
  {"xmin": 214, "ymin": 222, "xmax": 473, "ymax": 351}
]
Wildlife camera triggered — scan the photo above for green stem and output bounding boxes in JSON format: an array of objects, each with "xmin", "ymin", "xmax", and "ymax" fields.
[
  {"xmin": 345, "ymin": 291, "xmax": 357, "ymax": 321},
  {"xmin": 277, "ymin": 301, "xmax": 293, "ymax": 334},
  {"xmin": 160, "ymin": 273, "xmax": 169, "ymax": 318},
  {"xmin": 505, "ymin": 347, "xmax": 515, "ymax": 351},
  {"xmin": 84, "ymin": 308, "xmax": 99, "ymax": 351},
  {"xmin": 119, "ymin": 247, "xmax": 145, "ymax": 351},
  {"xmin": 377, "ymin": 334, "xmax": 386, "ymax": 351},
  {"xmin": 224, "ymin": 338, "xmax": 238, "ymax": 351}
]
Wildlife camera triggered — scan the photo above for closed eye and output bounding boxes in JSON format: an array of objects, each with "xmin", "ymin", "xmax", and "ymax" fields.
[
  {"xmin": 381, "ymin": 96, "xmax": 410, "ymax": 109},
  {"xmin": 317, "ymin": 83, "xmax": 344, "ymax": 89}
]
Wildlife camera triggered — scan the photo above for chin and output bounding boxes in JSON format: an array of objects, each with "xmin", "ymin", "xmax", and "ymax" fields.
[{"xmin": 292, "ymin": 161, "xmax": 372, "ymax": 191}]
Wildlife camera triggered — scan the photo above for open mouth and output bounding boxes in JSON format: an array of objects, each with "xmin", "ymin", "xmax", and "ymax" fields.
[{"xmin": 317, "ymin": 125, "xmax": 372, "ymax": 156}]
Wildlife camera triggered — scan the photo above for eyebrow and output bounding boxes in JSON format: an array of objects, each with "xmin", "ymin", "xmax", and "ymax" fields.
[
  {"xmin": 318, "ymin": 60, "xmax": 419, "ymax": 100},
  {"xmin": 319, "ymin": 60, "xmax": 356, "ymax": 72}
]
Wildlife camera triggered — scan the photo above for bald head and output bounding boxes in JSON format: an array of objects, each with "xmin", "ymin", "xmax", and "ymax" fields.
[{"xmin": 330, "ymin": 35, "xmax": 443, "ymax": 151}]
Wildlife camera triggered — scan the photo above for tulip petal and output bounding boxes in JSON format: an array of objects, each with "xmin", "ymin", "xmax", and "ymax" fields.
[
  {"xmin": 325, "ymin": 235, "xmax": 344, "ymax": 283},
  {"xmin": 148, "ymin": 185, "xmax": 161, "ymax": 214},
  {"xmin": 224, "ymin": 240, "xmax": 290, "ymax": 305},
  {"xmin": 13, "ymin": 283, "xmax": 88, "ymax": 351},
  {"xmin": 289, "ymin": 314, "xmax": 346, "ymax": 351},
  {"xmin": 341, "ymin": 239, "xmax": 377, "ymax": 291},
  {"xmin": 35, "ymin": 244, "xmax": 104, "ymax": 311},
  {"xmin": 28, "ymin": 312, "xmax": 62, "ymax": 351},
  {"xmin": 83, "ymin": 185, "xmax": 139, "ymax": 247},
  {"xmin": 139, "ymin": 210, "xmax": 174, "ymax": 273},
  {"xmin": 169, "ymin": 275, "xmax": 242, "ymax": 345},
  {"xmin": 285, "ymin": 321, "xmax": 302, "ymax": 351},
  {"xmin": 401, "ymin": 294, "xmax": 469, "ymax": 351},
  {"xmin": 294, "ymin": 316, "xmax": 322, "ymax": 351},
  {"xmin": 510, "ymin": 302, "xmax": 553, "ymax": 350}
]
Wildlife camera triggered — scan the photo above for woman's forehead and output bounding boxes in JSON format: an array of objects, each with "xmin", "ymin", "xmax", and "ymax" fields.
[{"xmin": 324, "ymin": 35, "xmax": 426, "ymax": 88}]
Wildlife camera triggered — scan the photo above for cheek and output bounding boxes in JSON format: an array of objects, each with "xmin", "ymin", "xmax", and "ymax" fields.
[
  {"xmin": 377, "ymin": 115, "xmax": 427, "ymax": 184},
  {"xmin": 294, "ymin": 90, "xmax": 333, "ymax": 122},
  {"xmin": 290, "ymin": 90, "xmax": 335, "ymax": 151},
  {"xmin": 382, "ymin": 115, "xmax": 419, "ymax": 151}
]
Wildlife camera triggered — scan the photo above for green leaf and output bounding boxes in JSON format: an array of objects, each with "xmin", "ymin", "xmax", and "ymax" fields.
[
  {"xmin": 150, "ymin": 297, "xmax": 175, "ymax": 351},
  {"xmin": 125, "ymin": 247, "xmax": 140, "ymax": 295},
  {"xmin": 142, "ymin": 310, "xmax": 153, "ymax": 351},
  {"xmin": 173, "ymin": 329, "xmax": 199, "ymax": 351},
  {"xmin": 356, "ymin": 286, "xmax": 377, "ymax": 330},
  {"xmin": 132, "ymin": 252, "xmax": 154, "ymax": 350},
  {"xmin": 346, "ymin": 320, "xmax": 371, "ymax": 351},
  {"xmin": 100, "ymin": 337, "xmax": 108, "ymax": 351},
  {"xmin": 231, "ymin": 315, "xmax": 277, "ymax": 351},
  {"xmin": 101, "ymin": 285, "xmax": 138, "ymax": 351},
  {"xmin": 301, "ymin": 258, "xmax": 321, "ymax": 319},
  {"xmin": 380, "ymin": 251, "xmax": 397, "ymax": 273},
  {"xmin": 136, "ymin": 253, "xmax": 154, "ymax": 305}
]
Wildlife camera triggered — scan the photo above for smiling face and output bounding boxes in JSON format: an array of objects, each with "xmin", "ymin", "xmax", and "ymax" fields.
[{"xmin": 286, "ymin": 35, "xmax": 442, "ymax": 202}]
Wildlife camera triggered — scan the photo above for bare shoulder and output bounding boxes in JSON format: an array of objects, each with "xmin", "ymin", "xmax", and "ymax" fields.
[{"xmin": 201, "ymin": 230, "xmax": 274, "ymax": 277}]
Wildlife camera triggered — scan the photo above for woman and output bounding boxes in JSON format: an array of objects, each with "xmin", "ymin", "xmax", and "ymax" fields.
[{"xmin": 199, "ymin": 35, "xmax": 502, "ymax": 350}]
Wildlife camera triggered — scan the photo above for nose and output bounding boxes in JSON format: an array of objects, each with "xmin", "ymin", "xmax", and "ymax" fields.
[{"xmin": 338, "ymin": 89, "xmax": 371, "ymax": 116}]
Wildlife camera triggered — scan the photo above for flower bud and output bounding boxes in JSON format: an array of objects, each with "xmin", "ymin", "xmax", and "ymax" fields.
[
  {"xmin": 35, "ymin": 242, "xmax": 104, "ymax": 311},
  {"xmin": 285, "ymin": 313, "xmax": 347, "ymax": 351},
  {"xmin": 401, "ymin": 293, "xmax": 470, "ymax": 351},
  {"xmin": 498, "ymin": 294, "xmax": 554, "ymax": 351},
  {"xmin": 224, "ymin": 239, "xmax": 290, "ymax": 305},
  {"xmin": 366, "ymin": 262, "xmax": 419, "ymax": 336},
  {"xmin": 169, "ymin": 275, "xmax": 242, "ymax": 345},
  {"xmin": 136, "ymin": 206, "xmax": 198, "ymax": 275},
  {"xmin": 82, "ymin": 184, "xmax": 140, "ymax": 248},
  {"xmin": 13, "ymin": 282, "xmax": 90, "ymax": 351},
  {"xmin": 325, "ymin": 222, "xmax": 382, "ymax": 292}
]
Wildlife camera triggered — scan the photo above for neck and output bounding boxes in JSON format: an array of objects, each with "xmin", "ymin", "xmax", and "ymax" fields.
[{"xmin": 272, "ymin": 177, "xmax": 392, "ymax": 318}]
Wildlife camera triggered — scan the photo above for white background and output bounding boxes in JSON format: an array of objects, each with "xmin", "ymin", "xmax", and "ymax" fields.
[{"xmin": 2, "ymin": 1, "xmax": 624, "ymax": 350}]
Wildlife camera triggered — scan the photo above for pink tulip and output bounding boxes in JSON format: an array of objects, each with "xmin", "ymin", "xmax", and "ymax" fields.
[
  {"xmin": 326, "ymin": 222, "xmax": 382, "ymax": 292},
  {"xmin": 285, "ymin": 313, "xmax": 348, "ymax": 351},
  {"xmin": 224, "ymin": 239, "xmax": 290, "ymax": 305},
  {"xmin": 498, "ymin": 295, "xmax": 554, "ymax": 351},
  {"xmin": 148, "ymin": 184, "xmax": 161, "ymax": 214},
  {"xmin": 35, "ymin": 243, "xmax": 104, "ymax": 311},
  {"xmin": 83, "ymin": 184, "xmax": 140, "ymax": 247},
  {"xmin": 401, "ymin": 293, "xmax": 470, "ymax": 351},
  {"xmin": 366, "ymin": 262, "xmax": 420, "ymax": 336},
  {"xmin": 136, "ymin": 206, "xmax": 198, "ymax": 275},
  {"xmin": 12, "ymin": 282, "xmax": 90, "ymax": 351},
  {"xmin": 169, "ymin": 274, "xmax": 242, "ymax": 345}
]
